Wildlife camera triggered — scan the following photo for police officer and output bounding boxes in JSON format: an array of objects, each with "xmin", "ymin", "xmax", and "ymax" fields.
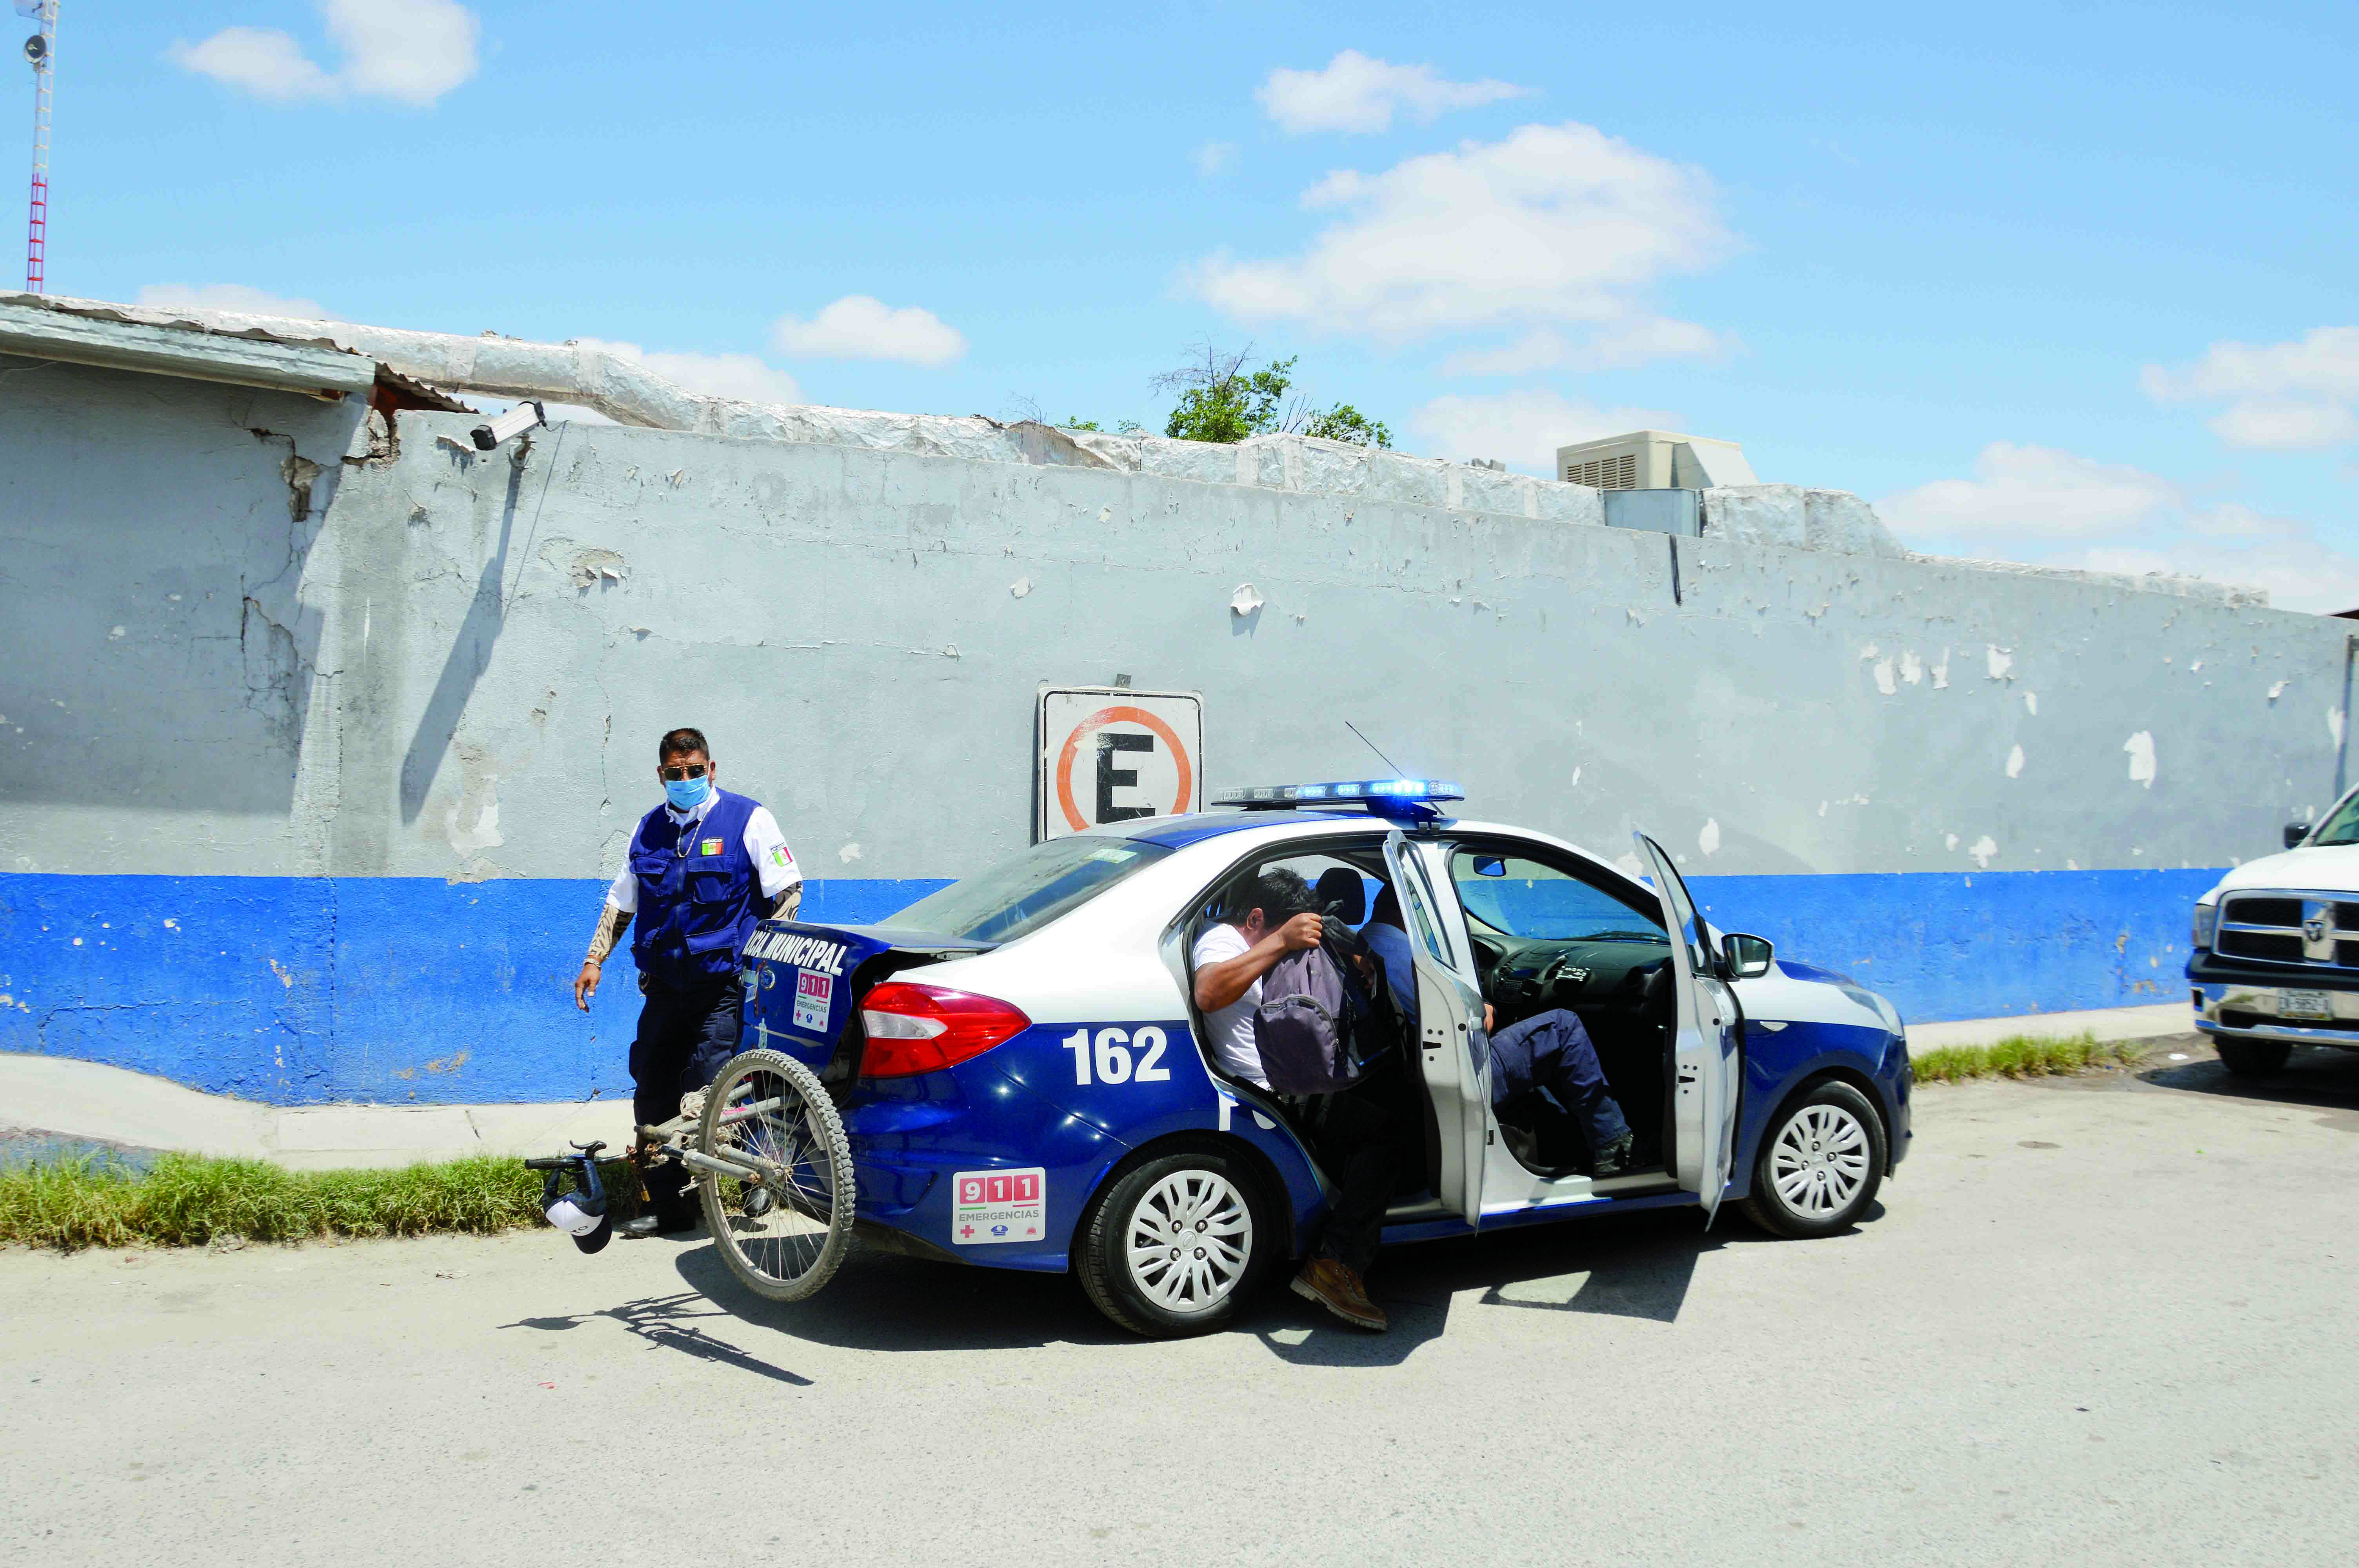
[{"xmin": 572, "ymin": 727, "xmax": 803, "ymax": 1238}]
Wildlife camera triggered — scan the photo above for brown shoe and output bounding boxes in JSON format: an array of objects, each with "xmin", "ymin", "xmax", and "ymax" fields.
[{"xmin": 1290, "ymin": 1256, "xmax": 1389, "ymax": 1331}]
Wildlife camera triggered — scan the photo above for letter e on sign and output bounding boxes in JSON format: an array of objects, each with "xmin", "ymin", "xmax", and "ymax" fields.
[{"xmin": 1036, "ymin": 687, "xmax": 1203, "ymax": 840}]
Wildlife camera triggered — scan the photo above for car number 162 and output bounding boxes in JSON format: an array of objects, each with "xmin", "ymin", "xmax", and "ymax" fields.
[{"xmin": 1061, "ymin": 1026, "xmax": 1172, "ymax": 1086}]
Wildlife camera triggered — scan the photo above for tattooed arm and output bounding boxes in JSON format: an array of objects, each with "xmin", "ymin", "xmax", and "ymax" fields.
[{"xmin": 574, "ymin": 900, "xmax": 633, "ymax": 1010}]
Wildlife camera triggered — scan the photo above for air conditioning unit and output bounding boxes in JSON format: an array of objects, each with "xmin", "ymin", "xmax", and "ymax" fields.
[{"xmin": 1555, "ymin": 430, "xmax": 1757, "ymax": 490}]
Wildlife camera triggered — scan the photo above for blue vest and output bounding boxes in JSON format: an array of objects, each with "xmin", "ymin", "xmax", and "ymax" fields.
[{"xmin": 627, "ymin": 789, "xmax": 763, "ymax": 990}]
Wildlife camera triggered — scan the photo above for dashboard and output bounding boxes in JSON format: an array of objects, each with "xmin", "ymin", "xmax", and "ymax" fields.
[{"xmin": 1469, "ymin": 930, "xmax": 1674, "ymax": 1032}]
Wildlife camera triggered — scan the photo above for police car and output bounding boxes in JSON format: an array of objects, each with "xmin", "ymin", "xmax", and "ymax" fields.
[{"xmin": 737, "ymin": 780, "xmax": 1912, "ymax": 1337}]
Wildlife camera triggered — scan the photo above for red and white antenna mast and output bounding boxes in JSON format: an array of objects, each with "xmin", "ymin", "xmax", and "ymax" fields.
[{"xmin": 20, "ymin": 0, "xmax": 56, "ymax": 293}]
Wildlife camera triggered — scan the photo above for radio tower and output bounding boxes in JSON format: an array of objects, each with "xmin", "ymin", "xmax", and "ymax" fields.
[{"xmin": 22, "ymin": 0, "xmax": 56, "ymax": 293}]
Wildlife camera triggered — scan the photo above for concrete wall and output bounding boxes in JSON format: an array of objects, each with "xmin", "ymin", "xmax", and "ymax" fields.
[{"xmin": 4, "ymin": 356, "xmax": 2349, "ymax": 1102}]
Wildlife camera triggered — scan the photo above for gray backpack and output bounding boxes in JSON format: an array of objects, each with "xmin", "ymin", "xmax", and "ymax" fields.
[{"xmin": 1254, "ymin": 941, "xmax": 1365, "ymax": 1095}]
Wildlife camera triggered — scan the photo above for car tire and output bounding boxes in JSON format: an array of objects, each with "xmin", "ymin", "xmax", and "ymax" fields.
[
  {"xmin": 1737, "ymin": 1079, "xmax": 1887, "ymax": 1241},
  {"xmin": 2215, "ymin": 1036, "xmax": 2292, "ymax": 1078},
  {"xmin": 1077, "ymin": 1148, "xmax": 1272, "ymax": 1338}
]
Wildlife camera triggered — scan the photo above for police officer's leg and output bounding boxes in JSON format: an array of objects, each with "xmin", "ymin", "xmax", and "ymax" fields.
[
  {"xmin": 629, "ymin": 982, "xmax": 702, "ymax": 1231},
  {"xmin": 680, "ymin": 977, "xmax": 746, "ymax": 1096},
  {"xmin": 1519, "ymin": 1009, "xmax": 1632, "ymax": 1154}
]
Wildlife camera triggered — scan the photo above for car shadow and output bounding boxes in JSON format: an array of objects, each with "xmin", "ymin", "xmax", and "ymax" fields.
[
  {"xmin": 645, "ymin": 1203, "xmax": 1810, "ymax": 1369},
  {"xmin": 674, "ymin": 1243, "xmax": 1137, "ymax": 1353},
  {"xmin": 496, "ymin": 1290, "xmax": 816, "ymax": 1386},
  {"xmin": 2138, "ymin": 1044, "xmax": 2359, "ymax": 1131}
]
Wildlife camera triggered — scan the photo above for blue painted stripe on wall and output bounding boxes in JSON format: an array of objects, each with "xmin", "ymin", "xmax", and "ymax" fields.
[{"xmin": 0, "ymin": 868, "xmax": 2213, "ymax": 1106}]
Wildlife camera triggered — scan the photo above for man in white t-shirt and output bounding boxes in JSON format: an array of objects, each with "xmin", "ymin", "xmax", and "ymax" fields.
[
  {"xmin": 1190, "ymin": 866, "xmax": 1401, "ymax": 1332},
  {"xmin": 1189, "ymin": 869, "xmax": 1325, "ymax": 1088}
]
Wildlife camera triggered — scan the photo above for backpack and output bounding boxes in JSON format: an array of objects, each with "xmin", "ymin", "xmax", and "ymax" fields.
[{"xmin": 1254, "ymin": 920, "xmax": 1392, "ymax": 1095}]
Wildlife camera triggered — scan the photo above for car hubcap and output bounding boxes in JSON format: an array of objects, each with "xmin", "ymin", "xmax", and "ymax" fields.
[
  {"xmin": 1769, "ymin": 1104, "xmax": 1870, "ymax": 1218},
  {"xmin": 1125, "ymin": 1169, "xmax": 1252, "ymax": 1312}
]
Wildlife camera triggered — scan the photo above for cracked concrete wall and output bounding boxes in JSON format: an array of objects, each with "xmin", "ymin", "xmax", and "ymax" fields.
[
  {"xmin": 4, "ymin": 370, "xmax": 2353, "ymax": 1100},
  {"xmin": 0, "ymin": 354, "xmax": 369, "ymax": 876},
  {"xmin": 314, "ymin": 410, "xmax": 2343, "ymax": 888}
]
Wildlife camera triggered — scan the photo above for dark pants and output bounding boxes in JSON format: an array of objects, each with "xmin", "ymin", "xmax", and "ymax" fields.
[
  {"xmin": 1488, "ymin": 1009, "xmax": 1630, "ymax": 1152},
  {"xmin": 1307, "ymin": 1053, "xmax": 1416, "ymax": 1277},
  {"xmin": 630, "ymin": 975, "xmax": 744, "ymax": 1224}
]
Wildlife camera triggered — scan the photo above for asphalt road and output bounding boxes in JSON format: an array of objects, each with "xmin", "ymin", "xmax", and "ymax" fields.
[{"xmin": 6, "ymin": 1036, "xmax": 2357, "ymax": 1567}]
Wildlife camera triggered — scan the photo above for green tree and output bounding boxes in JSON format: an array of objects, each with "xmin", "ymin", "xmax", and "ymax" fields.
[{"xmin": 1152, "ymin": 343, "xmax": 1391, "ymax": 448}]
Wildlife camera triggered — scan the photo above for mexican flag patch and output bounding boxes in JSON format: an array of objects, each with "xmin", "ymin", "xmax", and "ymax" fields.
[{"xmin": 699, "ymin": 838, "xmax": 724, "ymax": 856}]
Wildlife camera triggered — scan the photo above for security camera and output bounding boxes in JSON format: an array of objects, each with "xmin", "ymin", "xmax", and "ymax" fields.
[{"xmin": 471, "ymin": 399, "xmax": 546, "ymax": 451}]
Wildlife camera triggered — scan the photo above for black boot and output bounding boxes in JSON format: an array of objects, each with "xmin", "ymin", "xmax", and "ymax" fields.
[
  {"xmin": 618, "ymin": 1210, "xmax": 698, "ymax": 1239},
  {"xmin": 1592, "ymin": 1131, "xmax": 1639, "ymax": 1178}
]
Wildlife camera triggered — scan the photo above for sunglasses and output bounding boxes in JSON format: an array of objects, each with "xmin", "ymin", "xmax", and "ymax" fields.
[{"xmin": 658, "ymin": 762, "xmax": 710, "ymax": 782}]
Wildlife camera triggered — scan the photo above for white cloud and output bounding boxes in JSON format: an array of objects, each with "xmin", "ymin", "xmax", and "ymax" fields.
[
  {"xmin": 1189, "ymin": 122, "xmax": 1728, "ymax": 372},
  {"xmin": 2144, "ymin": 327, "xmax": 2359, "ymax": 450},
  {"xmin": 772, "ymin": 296, "xmax": 967, "ymax": 367},
  {"xmin": 135, "ymin": 283, "xmax": 339, "ymax": 321},
  {"xmin": 1879, "ymin": 441, "xmax": 2359, "ymax": 613},
  {"xmin": 1879, "ymin": 443, "xmax": 2179, "ymax": 541},
  {"xmin": 1408, "ymin": 388, "xmax": 1680, "ymax": 475},
  {"xmin": 572, "ymin": 338, "xmax": 802, "ymax": 406},
  {"xmin": 1194, "ymin": 141, "xmax": 1239, "ymax": 178},
  {"xmin": 1258, "ymin": 51, "xmax": 1531, "ymax": 134},
  {"xmin": 167, "ymin": 27, "xmax": 339, "ymax": 103},
  {"xmin": 171, "ymin": 0, "xmax": 479, "ymax": 109}
]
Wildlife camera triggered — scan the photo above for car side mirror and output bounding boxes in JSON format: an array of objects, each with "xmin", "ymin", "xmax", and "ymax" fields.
[
  {"xmin": 1723, "ymin": 932, "xmax": 1775, "ymax": 980},
  {"xmin": 2285, "ymin": 822, "xmax": 2311, "ymax": 849}
]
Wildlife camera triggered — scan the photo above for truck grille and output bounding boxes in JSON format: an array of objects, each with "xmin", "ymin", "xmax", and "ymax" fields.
[{"xmin": 2217, "ymin": 891, "xmax": 2359, "ymax": 969}]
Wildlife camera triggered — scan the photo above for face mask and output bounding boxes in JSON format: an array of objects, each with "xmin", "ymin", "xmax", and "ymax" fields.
[{"xmin": 664, "ymin": 775, "xmax": 711, "ymax": 811}]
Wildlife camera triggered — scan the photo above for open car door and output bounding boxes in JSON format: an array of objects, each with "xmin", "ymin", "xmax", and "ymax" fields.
[
  {"xmin": 1383, "ymin": 830, "xmax": 1489, "ymax": 1227},
  {"xmin": 1633, "ymin": 831, "xmax": 1741, "ymax": 1224}
]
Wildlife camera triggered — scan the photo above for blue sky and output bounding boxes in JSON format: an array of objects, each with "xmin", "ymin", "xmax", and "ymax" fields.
[{"xmin": 20, "ymin": 0, "xmax": 2359, "ymax": 606}]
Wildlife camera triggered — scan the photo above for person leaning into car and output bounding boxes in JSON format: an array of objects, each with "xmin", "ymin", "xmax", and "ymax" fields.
[
  {"xmin": 571, "ymin": 726, "xmax": 801, "ymax": 1238},
  {"xmin": 1192, "ymin": 868, "xmax": 1408, "ymax": 1334}
]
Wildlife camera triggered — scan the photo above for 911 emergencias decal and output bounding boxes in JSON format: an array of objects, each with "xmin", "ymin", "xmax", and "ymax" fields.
[
  {"xmin": 952, "ymin": 1168, "xmax": 1046, "ymax": 1245},
  {"xmin": 791, "ymin": 969, "xmax": 832, "ymax": 1031}
]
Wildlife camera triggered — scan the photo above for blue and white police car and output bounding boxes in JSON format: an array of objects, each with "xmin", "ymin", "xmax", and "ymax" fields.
[{"xmin": 733, "ymin": 780, "xmax": 1912, "ymax": 1337}]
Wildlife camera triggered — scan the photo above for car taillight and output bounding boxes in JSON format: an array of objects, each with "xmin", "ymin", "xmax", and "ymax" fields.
[{"xmin": 858, "ymin": 982, "xmax": 1032, "ymax": 1078}]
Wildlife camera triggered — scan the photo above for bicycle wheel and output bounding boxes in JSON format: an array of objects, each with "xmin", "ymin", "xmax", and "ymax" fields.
[{"xmin": 695, "ymin": 1048, "xmax": 856, "ymax": 1302}]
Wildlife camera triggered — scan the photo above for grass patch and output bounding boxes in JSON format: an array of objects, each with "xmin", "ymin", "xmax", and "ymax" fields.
[
  {"xmin": 0, "ymin": 1152, "xmax": 644, "ymax": 1252},
  {"xmin": 1911, "ymin": 1031, "xmax": 2148, "ymax": 1085}
]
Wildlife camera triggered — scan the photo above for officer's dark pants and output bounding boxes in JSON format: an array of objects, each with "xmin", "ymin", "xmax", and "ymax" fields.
[
  {"xmin": 630, "ymin": 975, "xmax": 744, "ymax": 1225},
  {"xmin": 1488, "ymin": 1009, "xmax": 1630, "ymax": 1152},
  {"xmin": 1307, "ymin": 1052, "xmax": 1417, "ymax": 1277}
]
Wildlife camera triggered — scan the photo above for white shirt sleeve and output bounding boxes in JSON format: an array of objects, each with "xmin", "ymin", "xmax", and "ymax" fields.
[
  {"xmin": 742, "ymin": 807, "xmax": 802, "ymax": 898},
  {"xmin": 607, "ymin": 865, "xmax": 636, "ymax": 914}
]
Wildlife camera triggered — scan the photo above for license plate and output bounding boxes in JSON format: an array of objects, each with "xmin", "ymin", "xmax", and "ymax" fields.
[{"xmin": 2279, "ymin": 989, "xmax": 2333, "ymax": 1021}]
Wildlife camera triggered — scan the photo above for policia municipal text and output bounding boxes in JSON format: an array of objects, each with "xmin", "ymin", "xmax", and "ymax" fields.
[{"xmin": 572, "ymin": 727, "xmax": 802, "ymax": 1238}]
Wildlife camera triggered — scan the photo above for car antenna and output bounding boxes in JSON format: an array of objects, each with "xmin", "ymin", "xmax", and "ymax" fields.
[{"xmin": 1346, "ymin": 721, "xmax": 1407, "ymax": 776}]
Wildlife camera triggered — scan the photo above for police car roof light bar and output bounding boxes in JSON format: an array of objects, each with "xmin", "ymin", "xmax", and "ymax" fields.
[{"xmin": 1209, "ymin": 778, "xmax": 1465, "ymax": 821}]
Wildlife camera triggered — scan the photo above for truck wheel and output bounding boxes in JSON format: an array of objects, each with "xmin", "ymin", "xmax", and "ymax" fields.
[
  {"xmin": 1078, "ymin": 1149, "xmax": 1270, "ymax": 1338},
  {"xmin": 2215, "ymin": 1037, "xmax": 2292, "ymax": 1078},
  {"xmin": 1737, "ymin": 1080, "xmax": 1886, "ymax": 1240}
]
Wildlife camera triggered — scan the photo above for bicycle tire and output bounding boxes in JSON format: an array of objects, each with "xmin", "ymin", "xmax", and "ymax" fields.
[{"xmin": 695, "ymin": 1048, "xmax": 856, "ymax": 1302}]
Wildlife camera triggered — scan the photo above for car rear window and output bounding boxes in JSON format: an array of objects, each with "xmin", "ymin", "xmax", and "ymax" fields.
[{"xmin": 878, "ymin": 837, "xmax": 1172, "ymax": 945}]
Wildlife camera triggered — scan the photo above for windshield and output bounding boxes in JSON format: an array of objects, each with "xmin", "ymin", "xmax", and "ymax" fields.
[
  {"xmin": 878, "ymin": 837, "xmax": 1172, "ymax": 944},
  {"xmin": 2311, "ymin": 790, "xmax": 2359, "ymax": 847},
  {"xmin": 1452, "ymin": 851, "xmax": 1668, "ymax": 944}
]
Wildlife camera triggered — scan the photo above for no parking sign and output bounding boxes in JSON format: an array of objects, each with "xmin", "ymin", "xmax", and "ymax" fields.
[{"xmin": 1036, "ymin": 686, "xmax": 1204, "ymax": 840}]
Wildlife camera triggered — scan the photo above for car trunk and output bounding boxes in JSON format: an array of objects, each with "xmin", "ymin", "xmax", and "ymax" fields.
[{"xmin": 740, "ymin": 922, "xmax": 995, "ymax": 1083}]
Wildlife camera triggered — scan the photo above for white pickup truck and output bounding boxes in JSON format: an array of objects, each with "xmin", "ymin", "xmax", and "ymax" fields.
[{"xmin": 2190, "ymin": 789, "xmax": 2359, "ymax": 1076}]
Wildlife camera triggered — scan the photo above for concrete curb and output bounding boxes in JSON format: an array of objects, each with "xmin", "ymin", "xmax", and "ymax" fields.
[
  {"xmin": 4, "ymin": 1002, "xmax": 2198, "ymax": 1170},
  {"xmin": 1901, "ymin": 1002, "xmax": 2193, "ymax": 1052},
  {"xmin": 0, "ymin": 1053, "xmax": 634, "ymax": 1171}
]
